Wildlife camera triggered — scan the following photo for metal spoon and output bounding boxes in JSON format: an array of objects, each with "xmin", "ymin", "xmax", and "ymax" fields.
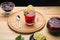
[{"xmin": 16, "ymin": 15, "xmax": 21, "ymax": 28}]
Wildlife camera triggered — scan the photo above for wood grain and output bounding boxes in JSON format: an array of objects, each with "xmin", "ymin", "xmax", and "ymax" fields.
[{"xmin": 8, "ymin": 10, "xmax": 45, "ymax": 33}]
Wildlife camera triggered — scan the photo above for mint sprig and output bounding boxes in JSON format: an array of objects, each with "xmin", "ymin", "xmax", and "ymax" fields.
[
  {"xmin": 24, "ymin": 11, "xmax": 27, "ymax": 16},
  {"xmin": 15, "ymin": 35, "xmax": 24, "ymax": 40}
]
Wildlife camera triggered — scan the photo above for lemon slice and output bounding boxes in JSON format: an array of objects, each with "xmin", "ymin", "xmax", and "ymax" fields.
[
  {"xmin": 33, "ymin": 32, "xmax": 41, "ymax": 39},
  {"xmin": 37, "ymin": 34, "xmax": 46, "ymax": 40},
  {"xmin": 25, "ymin": 5, "xmax": 34, "ymax": 12},
  {"xmin": 24, "ymin": 5, "xmax": 34, "ymax": 16},
  {"xmin": 34, "ymin": 32, "xmax": 42, "ymax": 39},
  {"xmin": 33, "ymin": 32, "xmax": 46, "ymax": 40}
]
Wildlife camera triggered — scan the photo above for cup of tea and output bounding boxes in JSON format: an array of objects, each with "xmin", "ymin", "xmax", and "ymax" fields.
[{"xmin": 24, "ymin": 5, "xmax": 35, "ymax": 25}]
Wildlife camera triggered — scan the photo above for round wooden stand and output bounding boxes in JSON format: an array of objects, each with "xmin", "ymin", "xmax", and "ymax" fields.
[{"xmin": 8, "ymin": 10, "xmax": 46, "ymax": 33}]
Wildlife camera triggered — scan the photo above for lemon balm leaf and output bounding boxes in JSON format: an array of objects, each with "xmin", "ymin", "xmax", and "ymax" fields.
[
  {"xmin": 15, "ymin": 35, "xmax": 24, "ymax": 40},
  {"xmin": 21, "ymin": 37, "xmax": 24, "ymax": 40},
  {"xmin": 15, "ymin": 35, "xmax": 21, "ymax": 40},
  {"xmin": 24, "ymin": 11, "xmax": 27, "ymax": 16}
]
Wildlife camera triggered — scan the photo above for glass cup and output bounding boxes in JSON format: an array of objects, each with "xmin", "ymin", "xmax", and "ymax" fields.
[
  {"xmin": 0, "ymin": 1, "xmax": 15, "ymax": 16},
  {"xmin": 25, "ymin": 11, "xmax": 35, "ymax": 25}
]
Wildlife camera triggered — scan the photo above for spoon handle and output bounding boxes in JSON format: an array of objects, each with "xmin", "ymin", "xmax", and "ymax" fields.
[{"xmin": 18, "ymin": 21, "xmax": 21, "ymax": 28}]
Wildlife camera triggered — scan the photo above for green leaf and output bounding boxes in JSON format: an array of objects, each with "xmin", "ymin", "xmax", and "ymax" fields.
[
  {"xmin": 24, "ymin": 11, "xmax": 27, "ymax": 16},
  {"xmin": 21, "ymin": 37, "xmax": 24, "ymax": 40},
  {"xmin": 15, "ymin": 35, "xmax": 24, "ymax": 40}
]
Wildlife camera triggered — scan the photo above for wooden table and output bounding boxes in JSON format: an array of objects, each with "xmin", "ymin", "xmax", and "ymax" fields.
[{"xmin": 0, "ymin": 7, "xmax": 60, "ymax": 40}]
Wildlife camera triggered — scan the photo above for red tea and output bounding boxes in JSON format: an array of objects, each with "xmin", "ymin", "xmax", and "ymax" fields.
[{"xmin": 25, "ymin": 11, "xmax": 35, "ymax": 25}]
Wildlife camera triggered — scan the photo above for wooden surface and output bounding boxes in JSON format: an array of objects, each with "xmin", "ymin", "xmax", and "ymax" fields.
[
  {"xmin": 0, "ymin": 7, "xmax": 60, "ymax": 40},
  {"xmin": 8, "ymin": 10, "xmax": 45, "ymax": 33}
]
